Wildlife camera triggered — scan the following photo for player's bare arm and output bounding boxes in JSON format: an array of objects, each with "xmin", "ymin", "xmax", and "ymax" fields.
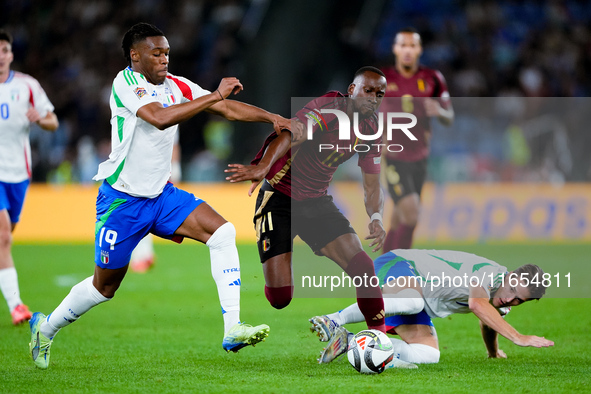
[
  {"xmin": 26, "ymin": 108, "xmax": 58, "ymax": 131},
  {"xmin": 225, "ymin": 129, "xmax": 294, "ymax": 196},
  {"xmin": 136, "ymin": 77, "xmax": 239, "ymax": 130},
  {"xmin": 423, "ymin": 97, "xmax": 454, "ymax": 126},
  {"xmin": 469, "ymin": 285, "xmax": 554, "ymax": 348},
  {"xmin": 206, "ymin": 95, "xmax": 291, "ymax": 136},
  {"xmin": 362, "ymin": 172, "xmax": 385, "ymax": 252},
  {"xmin": 479, "ymin": 320, "xmax": 506, "ymax": 358}
]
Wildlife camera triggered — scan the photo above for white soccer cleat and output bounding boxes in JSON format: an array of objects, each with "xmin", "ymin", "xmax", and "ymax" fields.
[{"xmin": 309, "ymin": 315, "xmax": 340, "ymax": 342}]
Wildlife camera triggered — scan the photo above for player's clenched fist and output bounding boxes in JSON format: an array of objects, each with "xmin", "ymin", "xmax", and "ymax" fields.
[{"xmin": 217, "ymin": 77, "xmax": 243, "ymax": 99}]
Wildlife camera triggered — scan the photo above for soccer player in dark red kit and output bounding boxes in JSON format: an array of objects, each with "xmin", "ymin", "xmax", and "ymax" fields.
[
  {"xmin": 226, "ymin": 67, "xmax": 388, "ymax": 360},
  {"xmin": 380, "ymin": 27, "xmax": 454, "ymax": 252}
]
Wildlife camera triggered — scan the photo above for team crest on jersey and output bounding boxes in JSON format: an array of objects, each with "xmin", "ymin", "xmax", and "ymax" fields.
[
  {"xmin": 11, "ymin": 89, "xmax": 20, "ymax": 101},
  {"xmin": 134, "ymin": 87, "xmax": 147, "ymax": 99},
  {"xmin": 417, "ymin": 79, "xmax": 426, "ymax": 92},
  {"xmin": 387, "ymin": 82, "xmax": 398, "ymax": 91},
  {"xmin": 100, "ymin": 250, "xmax": 109, "ymax": 264}
]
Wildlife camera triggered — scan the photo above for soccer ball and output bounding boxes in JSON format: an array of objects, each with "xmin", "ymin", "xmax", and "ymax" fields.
[{"xmin": 347, "ymin": 329, "xmax": 395, "ymax": 374}]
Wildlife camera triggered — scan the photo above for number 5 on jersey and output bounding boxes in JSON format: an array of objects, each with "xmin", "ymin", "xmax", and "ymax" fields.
[{"xmin": 98, "ymin": 228, "xmax": 118, "ymax": 250}]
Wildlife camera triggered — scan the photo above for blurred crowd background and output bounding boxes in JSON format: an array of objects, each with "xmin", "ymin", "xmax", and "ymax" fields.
[{"xmin": 2, "ymin": 0, "xmax": 591, "ymax": 184}]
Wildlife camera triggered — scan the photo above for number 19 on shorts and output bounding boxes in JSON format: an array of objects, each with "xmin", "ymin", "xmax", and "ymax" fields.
[{"xmin": 98, "ymin": 228, "xmax": 118, "ymax": 250}]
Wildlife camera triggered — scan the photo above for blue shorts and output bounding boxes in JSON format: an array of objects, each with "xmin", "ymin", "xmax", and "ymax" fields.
[
  {"xmin": 94, "ymin": 181, "xmax": 203, "ymax": 269},
  {"xmin": 374, "ymin": 252, "xmax": 434, "ymax": 333},
  {"xmin": 0, "ymin": 180, "xmax": 30, "ymax": 223}
]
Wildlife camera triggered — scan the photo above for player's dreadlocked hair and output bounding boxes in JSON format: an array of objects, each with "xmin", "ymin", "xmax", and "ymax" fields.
[
  {"xmin": 510, "ymin": 264, "xmax": 547, "ymax": 300},
  {"xmin": 353, "ymin": 66, "xmax": 386, "ymax": 80},
  {"xmin": 0, "ymin": 29, "xmax": 13, "ymax": 45},
  {"xmin": 122, "ymin": 23, "xmax": 164, "ymax": 66}
]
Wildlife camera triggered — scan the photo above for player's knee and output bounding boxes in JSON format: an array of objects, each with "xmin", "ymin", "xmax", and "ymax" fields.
[
  {"xmin": 0, "ymin": 228, "xmax": 12, "ymax": 250},
  {"xmin": 409, "ymin": 343, "xmax": 440, "ymax": 364},
  {"xmin": 207, "ymin": 222, "xmax": 236, "ymax": 249},
  {"xmin": 264, "ymin": 285, "xmax": 293, "ymax": 309}
]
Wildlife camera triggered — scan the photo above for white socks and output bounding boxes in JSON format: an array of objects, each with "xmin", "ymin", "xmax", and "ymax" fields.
[
  {"xmin": 40, "ymin": 276, "xmax": 110, "ymax": 338},
  {"xmin": 207, "ymin": 222, "xmax": 241, "ymax": 333},
  {"xmin": 328, "ymin": 288, "xmax": 424, "ymax": 326},
  {"xmin": 389, "ymin": 338, "xmax": 440, "ymax": 364},
  {"xmin": 0, "ymin": 267, "xmax": 22, "ymax": 311}
]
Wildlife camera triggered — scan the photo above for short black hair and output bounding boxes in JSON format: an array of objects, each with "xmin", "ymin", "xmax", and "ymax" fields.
[
  {"xmin": 121, "ymin": 23, "xmax": 165, "ymax": 66},
  {"xmin": 394, "ymin": 27, "xmax": 421, "ymax": 44},
  {"xmin": 0, "ymin": 29, "xmax": 13, "ymax": 45},
  {"xmin": 353, "ymin": 66, "xmax": 386, "ymax": 80}
]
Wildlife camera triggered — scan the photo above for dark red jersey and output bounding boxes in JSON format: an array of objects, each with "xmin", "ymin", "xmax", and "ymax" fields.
[
  {"xmin": 380, "ymin": 65, "xmax": 451, "ymax": 162},
  {"xmin": 252, "ymin": 91, "xmax": 382, "ymax": 201}
]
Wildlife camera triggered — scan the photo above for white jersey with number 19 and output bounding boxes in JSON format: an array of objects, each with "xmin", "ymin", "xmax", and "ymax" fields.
[
  {"xmin": 0, "ymin": 71, "xmax": 55, "ymax": 183},
  {"xmin": 93, "ymin": 67, "xmax": 210, "ymax": 198}
]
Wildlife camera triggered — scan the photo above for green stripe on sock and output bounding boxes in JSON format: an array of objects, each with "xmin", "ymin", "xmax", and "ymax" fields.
[{"xmin": 95, "ymin": 198, "xmax": 127, "ymax": 235}]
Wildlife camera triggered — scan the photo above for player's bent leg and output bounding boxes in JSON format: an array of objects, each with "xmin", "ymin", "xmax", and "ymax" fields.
[
  {"xmin": 30, "ymin": 272, "xmax": 115, "ymax": 369},
  {"xmin": 382, "ymin": 207, "xmax": 400, "ymax": 254},
  {"xmin": 390, "ymin": 324, "xmax": 440, "ymax": 364},
  {"xmin": 391, "ymin": 193, "xmax": 420, "ymax": 250},
  {"xmin": 176, "ymin": 202, "xmax": 270, "ymax": 351},
  {"xmin": 321, "ymin": 234, "xmax": 386, "ymax": 333},
  {"xmin": 262, "ymin": 252, "xmax": 293, "ymax": 309},
  {"xmin": 0, "ymin": 210, "xmax": 31, "ymax": 324}
]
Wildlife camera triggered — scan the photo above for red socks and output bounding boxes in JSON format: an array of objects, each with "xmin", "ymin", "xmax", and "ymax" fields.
[
  {"xmin": 345, "ymin": 251, "xmax": 385, "ymax": 332},
  {"xmin": 383, "ymin": 224, "xmax": 416, "ymax": 253},
  {"xmin": 264, "ymin": 285, "xmax": 293, "ymax": 309}
]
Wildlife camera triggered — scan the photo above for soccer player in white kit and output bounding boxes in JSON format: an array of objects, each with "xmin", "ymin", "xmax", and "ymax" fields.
[
  {"xmin": 311, "ymin": 249, "xmax": 554, "ymax": 366},
  {"xmin": 0, "ymin": 30, "xmax": 59, "ymax": 325},
  {"xmin": 28, "ymin": 23, "xmax": 292, "ymax": 369}
]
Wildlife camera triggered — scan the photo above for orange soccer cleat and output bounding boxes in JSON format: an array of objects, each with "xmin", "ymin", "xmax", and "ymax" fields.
[{"xmin": 12, "ymin": 304, "xmax": 33, "ymax": 325}]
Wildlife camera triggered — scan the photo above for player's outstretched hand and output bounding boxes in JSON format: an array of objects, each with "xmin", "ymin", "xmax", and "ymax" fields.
[
  {"xmin": 488, "ymin": 349, "xmax": 507, "ymax": 359},
  {"xmin": 217, "ymin": 77, "xmax": 244, "ymax": 99},
  {"xmin": 514, "ymin": 335, "xmax": 554, "ymax": 348},
  {"xmin": 365, "ymin": 219, "xmax": 386, "ymax": 253},
  {"xmin": 225, "ymin": 164, "xmax": 266, "ymax": 196}
]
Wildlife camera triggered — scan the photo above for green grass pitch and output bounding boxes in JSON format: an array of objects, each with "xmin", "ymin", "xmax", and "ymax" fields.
[{"xmin": 1, "ymin": 242, "xmax": 590, "ymax": 393}]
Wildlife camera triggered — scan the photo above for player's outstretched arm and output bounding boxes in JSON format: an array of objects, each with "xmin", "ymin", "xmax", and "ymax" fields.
[
  {"xmin": 205, "ymin": 84, "xmax": 291, "ymax": 135},
  {"xmin": 137, "ymin": 79, "xmax": 232, "ymax": 130},
  {"xmin": 225, "ymin": 127, "xmax": 300, "ymax": 196},
  {"xmin": 479, "ymin": 320, "xmax": 506, "ymax": 358},
  {"xmin": 361, "ymin": 172, "xmax": 385, "ymax": 252},
  {"xmin": 469, "ymin": 286, "xmax": 554, "ymax": 348}
]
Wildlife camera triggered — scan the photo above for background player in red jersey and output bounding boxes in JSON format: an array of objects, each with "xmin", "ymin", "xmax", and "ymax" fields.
[
  {"xmin": 226, "ymin": 67, "xmax": 388, "ymax": 335},
  {"xmin": 380, "ymin": 27, "xmax": 454, "ymax": 252}
]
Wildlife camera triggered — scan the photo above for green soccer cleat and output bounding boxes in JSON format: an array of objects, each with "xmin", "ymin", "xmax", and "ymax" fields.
[
  {"xmin": 29, "ymin": 312, "xmax": 53, "ymax": 369},
  {"xmin": 318, "ymin": 326, "xmax": 353, "ymax": 364},
  {"xmin": 222, "ymin": 322, "xmax": 270, "ymax": 353}
]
